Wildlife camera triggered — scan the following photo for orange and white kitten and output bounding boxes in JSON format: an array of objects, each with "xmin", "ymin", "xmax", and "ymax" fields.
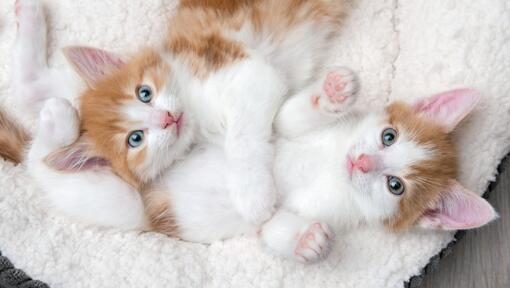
[
  {"xmin": 10, "ymin": 0, "xmax": 496, "ymax": 263},
  {"xmin": 267, "ymin": 84, "xmax": 496, "ymax": 262},
  {"xmin": 11, "ymin": 0, "xmax": 349, "ymax": 231},
  {"xmin": 24, "ymin": 0, "xmax": 349, "ymax": 226}
]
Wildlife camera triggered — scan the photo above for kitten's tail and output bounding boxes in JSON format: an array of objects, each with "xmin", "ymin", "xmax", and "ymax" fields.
[{"xmin": 0, "ymin": 109, "xmax": 29, "ymax": 164}]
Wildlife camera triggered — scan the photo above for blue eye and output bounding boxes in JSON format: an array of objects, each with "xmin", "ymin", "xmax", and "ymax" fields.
[
  {"xmin": 382, "ymin": 127, "xmax": 398, "ymax": 147},
  {"xmin": 387, "ymin": 176, "xmax": 405, "ymax": 195},
  {"xmin": 137, "ymin": 85, "xmax": 152, "ymax": 103},
  {"xmin": 127, "ymin": 130, "xmax": 144, "ymax": 148}
]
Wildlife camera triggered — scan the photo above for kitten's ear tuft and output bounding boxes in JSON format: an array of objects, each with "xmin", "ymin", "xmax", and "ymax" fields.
[
  {"xmin": 62, "ymin": 46, "xmax": 125, "ymax": 87},
  {"xmin": 44, "ymin": 137, "xmax": 109, "ymax": 172},
  {"xmin": 413, "ymin": 89, "xmax": 481, "ymax": 132},
  {"xmin": 417, "ymin": 180, "xmax": 497, "ymax": 230}
]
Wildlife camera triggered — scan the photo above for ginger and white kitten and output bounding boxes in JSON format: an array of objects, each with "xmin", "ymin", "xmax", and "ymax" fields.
[
  {"xmin": 6, "ymin": 0, "xmax": 497, "ymax": 263},
  {"xmin": 266, "ymin": 83, "xmax": 496, "ymax": 262},
  {"xmin": 8, "ymin": 0, "xmax": 349, "ymax": 235},
  {"xmin": 15, "ymin": 0, "xmax": 350, "ymax": 227}
]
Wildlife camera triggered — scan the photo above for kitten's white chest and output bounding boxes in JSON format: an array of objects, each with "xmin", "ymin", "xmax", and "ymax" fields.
[{"xmin": 275, "ymin": 128, "xmax": 360, "ymax": 226}]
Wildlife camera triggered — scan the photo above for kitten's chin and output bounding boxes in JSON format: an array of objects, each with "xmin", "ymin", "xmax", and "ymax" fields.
[
  {"xmin": 349, "ymin": 175, "xmax": 371, "ymax": 195},
  {"xmin": 133, "ymin": 120, "xmax": 195, "ymax": 183},
  {"xmin": 166, "ymin": 127, "xmax": 195, "ymax": 163},
  {"xmin": 135, "ymin": 138, "xmax": 194, "ymax": 183}
]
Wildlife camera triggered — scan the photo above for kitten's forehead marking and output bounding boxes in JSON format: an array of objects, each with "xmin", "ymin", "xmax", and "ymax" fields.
[
  {"xmin": 383, "ymin": 133, "xmax": 434, "ymax": 175},
  {"xmin": 121, "ymin": 103, "xmax": 155, "ymax": 126}
]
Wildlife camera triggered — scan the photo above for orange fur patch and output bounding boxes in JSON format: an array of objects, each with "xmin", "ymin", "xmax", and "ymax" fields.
[
  {"xmin": 179, "ymin": 0, "xmax": 260, "ymax": 14},
  {"xmin": 166, "ymin": 28, "xmax": 247, "ymax": 78},
  {"xmin": 168, "ymin": 0, "xmax": 349, "ymax": 77},
  {"xmin": 141, "ymin": 185, "xmax": 179, "ymax": 237},
  {"xmin": 385, "ymin": 102, "xmax": 458, "ymax": 230},
  {"xmin": 0, "ymin": 110, "xmax": 29, "ymax": 164}
]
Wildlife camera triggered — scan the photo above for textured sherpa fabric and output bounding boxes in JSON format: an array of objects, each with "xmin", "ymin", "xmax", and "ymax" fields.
[{"xmin": 0, "ymin": 0, "xmax": 509, "ymax": 287}]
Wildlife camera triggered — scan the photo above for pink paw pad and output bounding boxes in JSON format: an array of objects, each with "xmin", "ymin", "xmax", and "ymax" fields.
[
  {"xmin": 294, "ymin": 222, "xmax": 333, "ymax": 263},
  {"xmin": 323, "ymin": 71, "xmax": 348, "ymax": 103}
]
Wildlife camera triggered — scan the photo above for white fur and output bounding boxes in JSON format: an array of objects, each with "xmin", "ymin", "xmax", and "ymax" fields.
[
  {"xmin": 228, "ymin": 20, "xmax": 336, "ymax": 93},
  {"xmin": 155, "ymin": 145, "xmax": 257, "ymax": 243},
  {"xmin": 172, "ymin": 56, "xmax": 288, "ymax": 225}
]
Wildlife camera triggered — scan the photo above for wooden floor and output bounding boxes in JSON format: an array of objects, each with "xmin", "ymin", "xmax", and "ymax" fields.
[{"xmin": 420, "ymin": 159, "xmax": 510, "ymax": 288}]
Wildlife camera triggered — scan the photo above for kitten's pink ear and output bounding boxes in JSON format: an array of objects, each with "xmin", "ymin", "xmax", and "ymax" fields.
[
  {"xmin": 62, "ymin": 46, "xmax": 125, "ymax": 87},
  {"xmin": 413, "ymin": 89, "xmax": 481, "ymax": 132},
  {"xmin": 44, "ymin": 138, "xmax": 109, "ymax": 172},
  {"xmin": 417, "ymin": 180, "xmax": 497, "ymax": 230}
]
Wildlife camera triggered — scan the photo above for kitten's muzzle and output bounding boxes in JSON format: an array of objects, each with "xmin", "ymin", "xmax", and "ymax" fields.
[
  {"xmin": 348, "ymin": 154, "xmax": 377, "ymax": 177},
  {"xmin": 161, "ymin": 111, "xmax": 183, "ymax": 131}
]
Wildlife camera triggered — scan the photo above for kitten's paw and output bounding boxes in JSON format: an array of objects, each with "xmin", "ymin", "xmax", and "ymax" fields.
[
  {"xmin": 294, "ymin": 222, "xmax": 334, "ymax": 263},
  {"xmin": 228, "ymin": 169, "xmax": 277, "ymax": 225},
  {"xmin": 312, "ymin": 67, "xmax": 358, "ymax": 115},
  {"xmin": 38, "ymin": 98, "xmax": 80, "ymax": 147}
]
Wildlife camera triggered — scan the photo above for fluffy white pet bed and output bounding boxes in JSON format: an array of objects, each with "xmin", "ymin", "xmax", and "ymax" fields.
[{"xmin": 0, "ymin": 0, "xmax": 509, "ymax": 287}]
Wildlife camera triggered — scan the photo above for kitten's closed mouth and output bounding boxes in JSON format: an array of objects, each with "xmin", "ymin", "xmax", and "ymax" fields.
[{"xmin": 175, "ymin": 114, "xmax": 184, "ymax": 136}]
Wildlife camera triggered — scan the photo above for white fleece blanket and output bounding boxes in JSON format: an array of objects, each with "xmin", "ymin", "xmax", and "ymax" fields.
[{"xmin": 0, "ymin": 0, "xmax": 509, "ymax": 287}]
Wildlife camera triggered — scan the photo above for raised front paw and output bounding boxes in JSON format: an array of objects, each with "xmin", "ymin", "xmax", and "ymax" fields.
[
  {"xmin": 312, "ymin": 67, "xmax": 358, "ymax": 115},
  {"xmin": 227, "ymin": 168, "xmax": 277, "ymax": 225},
  {"xmin": 38, "ymin": 98, "xmax": 80, "ymax": 147},
  {"xmin": 294, "ymin": 222, "xmax": 334, "ymax": 263}
]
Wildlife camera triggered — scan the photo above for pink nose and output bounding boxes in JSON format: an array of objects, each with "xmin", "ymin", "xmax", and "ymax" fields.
[
  {"xmin": 161, "ymin": 112, "xmax": 176, "ymax": 129},
  {"xmin": 354, "ymin": 154, "xmax": 375, "ymax": 173}
]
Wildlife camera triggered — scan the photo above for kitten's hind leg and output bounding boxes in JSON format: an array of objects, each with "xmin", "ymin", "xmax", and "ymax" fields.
[
  {"xmin": 12, "ymin": 0, "xmax": 65, "ymax": 115},
  {"xmin": 260, "ymin": 209, "xmax": 334, "ymax": 263},
  {"xmin": 275, "ymin": 67, "xmax": 358, "ymax": 138}
]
